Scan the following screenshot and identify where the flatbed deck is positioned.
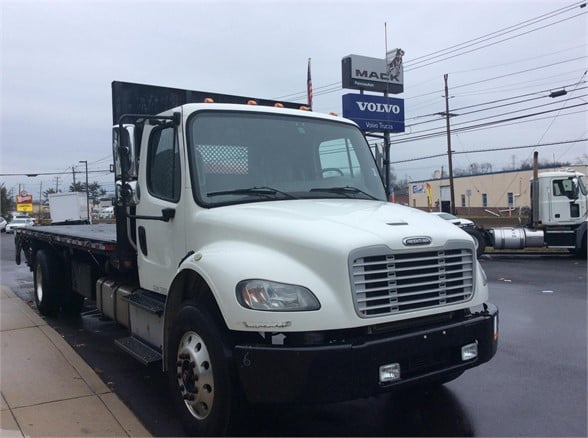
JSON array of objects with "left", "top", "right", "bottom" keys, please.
[{"left": 17, "top": 224, "right": 117, "bottom": 253}]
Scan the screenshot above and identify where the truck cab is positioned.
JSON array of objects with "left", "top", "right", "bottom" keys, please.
[{"left": 537, "top": 170, "right": 587, "bottom": 226}]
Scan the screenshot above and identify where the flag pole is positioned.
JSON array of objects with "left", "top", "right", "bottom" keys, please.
[
  {"left": 383, "top": 23, "right": 391, "bottom": 200},
  {"left": 307, "top": 58, "right": 313, "bottom": 110}
]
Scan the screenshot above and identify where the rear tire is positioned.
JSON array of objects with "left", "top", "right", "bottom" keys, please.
[
  {"left": 465, "top": 228, "right": 486, "bottom": 258},
  {"left": 575, "top": 233, "right": 587, "bottom": 259},
  {"left": 34, "top": 249, "right": 62, "bottom": 316},
  {"left": 167, "top": 302, "right": 241, "bottom": 436}
]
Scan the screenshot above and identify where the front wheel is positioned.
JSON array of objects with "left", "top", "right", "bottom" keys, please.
[{"left": 167, "top": 303, "right": 240, "bottom": 436}]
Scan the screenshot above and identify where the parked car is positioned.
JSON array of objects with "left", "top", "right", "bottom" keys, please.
[
  {"left": 98, "top": 206, "right": 114, "bottom": 219},
  {"left": 0, "top": 217, "right": 6, "bottom": 233},
  {"left": 6, "top": 217, "right": 34, "bottom": 233},
  {"left": 430, "top": 211, "right": 474, "bottom": 227},
  {"left": 430, "top": 211, "right": 485, "bottom": 258}
]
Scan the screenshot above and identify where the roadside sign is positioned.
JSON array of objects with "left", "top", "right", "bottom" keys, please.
[
  {"left": 342, "top": 93, "right": 405, "bottom": 132},
  {"left": 16, "top": 193, "right": 33, "bottom": 212},
  {"left": 341, "top": 54, "right": 404, "bottom": 94}
]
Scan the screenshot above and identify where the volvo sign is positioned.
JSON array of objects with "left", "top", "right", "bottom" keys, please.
[
  {"left": 342, "top": 54, "right": 404, "bottom": 94},
  {"left": 342, "top": 93, "right": 405, "bottom": 132}
]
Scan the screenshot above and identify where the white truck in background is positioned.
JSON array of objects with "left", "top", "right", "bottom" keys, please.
[
  {"left": 472, "top": 152, "right": 587, "bottom": 257},
  {"left": 15, "top": 81, "right": 498, "bottom": 436},
  {"left": 48, "top": 192, "right": 89, "bottom": 224}
]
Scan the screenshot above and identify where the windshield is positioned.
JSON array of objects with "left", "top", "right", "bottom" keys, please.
[{"left": 187, "top": 111, "right": 386, "bottom": 206}]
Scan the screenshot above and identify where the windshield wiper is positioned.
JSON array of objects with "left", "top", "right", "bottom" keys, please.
[
  {"left": 207, "top": 186, "right": 298, "bottom": 199},
  {"left": 309, "top": 186, "right": 377, "bottom": 200}
]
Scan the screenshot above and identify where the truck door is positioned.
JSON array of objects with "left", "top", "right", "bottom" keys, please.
[
  {"left": 135, "top": 120, "right": 186, "bottom": 294},
  {"left": 549, "top": 178, "right": 579, "bottom": 224}
]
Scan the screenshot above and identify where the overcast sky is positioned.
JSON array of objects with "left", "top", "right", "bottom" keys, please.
[{"left": 1, "top": 0, "right": 587, "bottom": 199}]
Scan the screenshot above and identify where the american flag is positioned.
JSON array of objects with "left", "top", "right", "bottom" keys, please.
[{"left": 307, "top": 58, "right": 313, "bottom": 110}]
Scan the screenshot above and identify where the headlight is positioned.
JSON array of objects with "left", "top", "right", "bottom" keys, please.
[{"left": 236, "top": 279, "right": 320, "bottom": 311}]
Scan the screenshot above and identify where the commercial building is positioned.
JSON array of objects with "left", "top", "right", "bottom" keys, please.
[{"left": 409, "top": 165, "right": 588, "bottom": 216}]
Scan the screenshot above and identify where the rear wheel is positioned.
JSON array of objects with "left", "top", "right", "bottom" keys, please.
[
  {"left": 34, "top": 249, "right": 62, "bottom": 316},
  {"left": 575, "top": 233, "right": 587, "bottom": 259},
  {"left": 465, "top": 228, "right": 486, "bottom": 258},
  {"left": 167, "top": 302, "right": 241, "bottom": 436}
]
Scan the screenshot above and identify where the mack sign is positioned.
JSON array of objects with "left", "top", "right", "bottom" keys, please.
[
  {"left": 341, "top": 54, "right": 404, "bottom": 94},
  {"left": 342, "top": 93, "right": 405, "bottom": 133}
]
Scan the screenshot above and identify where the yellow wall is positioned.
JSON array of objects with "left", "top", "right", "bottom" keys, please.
[{"left": 409, "top": 165, "right": 588, "bottom": 212}]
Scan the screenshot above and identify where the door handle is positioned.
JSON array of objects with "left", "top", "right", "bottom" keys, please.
[{"left": 138, "top": 226, "right": 148, "bottom": 256}]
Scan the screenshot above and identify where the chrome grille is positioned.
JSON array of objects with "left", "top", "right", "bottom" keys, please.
[{"left": 351, "top": 248, "right": 474, "bottom": 318}]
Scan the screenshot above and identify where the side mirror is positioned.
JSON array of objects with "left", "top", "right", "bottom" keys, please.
[
  {"left": 115, "top": 180, "right": 140, "bottom": 206},
  {"left": 112, "top": 124, "right": 137, "bottom": 181}
]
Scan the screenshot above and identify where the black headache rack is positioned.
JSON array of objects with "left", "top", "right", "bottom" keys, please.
[{"left": 111, "top": 81, "right": 305, "bottom": 123}]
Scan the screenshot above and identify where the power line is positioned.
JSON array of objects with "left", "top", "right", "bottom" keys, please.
[
  {"left": 0, "top": 169, "right": 111, "bottom": 177},
  {"left": 390, "top": 103, "right": 588, "bottom": 144},
  {"left": 406, "top": 87, "right": 580, "bottom": 125},
  {"left": 405, "top": 1, "right": 585, "bottom": 66},
  {"left": 273, "top": 2, "right": 587, "bottom": 101},
  {"left": 390, "top": 138, "right": 588, "bottom": 164},
  {"left": 405, "top": 12, "right": 587, "bottom": 71}
]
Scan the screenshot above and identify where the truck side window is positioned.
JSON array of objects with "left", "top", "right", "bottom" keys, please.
[
  {"left": 147, "top": 126, "right": 180, "bottom": 202},
  {"left": 553, "top": 179, "right": 575, "bottom": 200}
]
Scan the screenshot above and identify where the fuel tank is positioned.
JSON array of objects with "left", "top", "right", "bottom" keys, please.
[{"left": 490, "top": 227, "right": 545, "bottom": 249}]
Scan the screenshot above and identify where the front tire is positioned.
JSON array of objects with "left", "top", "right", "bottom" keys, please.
[
  {"left": 167, "top": 303, "right": 240, "bottom": 436},
  {"left": 34, "top": 249, "right": 62, "bottom": 316}
]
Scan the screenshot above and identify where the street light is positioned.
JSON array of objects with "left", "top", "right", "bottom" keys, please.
[{"left": 79, "top": 160, "right": 90, "bottom": 224}]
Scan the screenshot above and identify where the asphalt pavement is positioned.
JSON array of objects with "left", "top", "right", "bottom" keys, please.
[{"left": 1, "top": 232, "right": 586, "bottom": 436}]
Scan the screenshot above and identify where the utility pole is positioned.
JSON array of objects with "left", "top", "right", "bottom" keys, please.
[
  {"left": 54, "top": 176, "right": 61, "bottom": 192},
  {"left": 72, "top": 166, "right": 77, "bottom": 186},
  {"left": 79, "top": 160, "right": 90, "bottom": 223},
  {"left": 38, "top": 181, "right": 43, "bottom": 221},
  {"left": 443, "top": 74, "right": 456, "bottom": 214}
]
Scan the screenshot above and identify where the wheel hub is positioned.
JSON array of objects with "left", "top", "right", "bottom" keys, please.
[{"left": 175, "top": 331, "right": 214, "bottom": 420}]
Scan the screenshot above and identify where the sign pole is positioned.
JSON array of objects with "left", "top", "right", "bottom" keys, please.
[
  {"left": 384, "top": 91, "right": 391, "bottom": 199},
  {"left": 384, "top": 22, "right": 391, "bottom": 199}
]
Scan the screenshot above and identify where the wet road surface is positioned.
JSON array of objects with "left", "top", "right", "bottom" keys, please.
[{"left": 1, "top": 233, "right": 586, "bottom": 436}]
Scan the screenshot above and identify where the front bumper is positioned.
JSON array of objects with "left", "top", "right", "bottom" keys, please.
[{"left": 234, "top": 303, "right": 498, "bottom": 403}]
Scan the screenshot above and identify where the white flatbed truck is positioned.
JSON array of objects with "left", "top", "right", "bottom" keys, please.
[{"left": 15, "top": 81, "right": 498, "bottom": 435}]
